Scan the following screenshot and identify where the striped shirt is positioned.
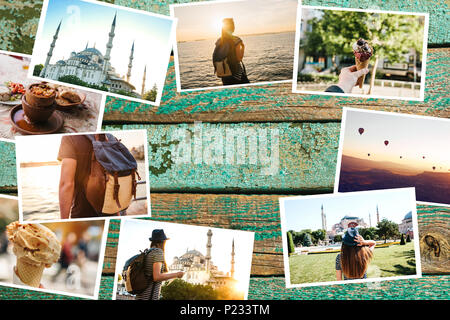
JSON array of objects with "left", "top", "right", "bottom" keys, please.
[{"left": 135, "top": 248, "right": 165, "bottom": 300}]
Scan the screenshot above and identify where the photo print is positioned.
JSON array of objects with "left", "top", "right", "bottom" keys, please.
[
  {"left": 171, "top": 0, "right": 298, "bottom": 91},
  {"left": 280, "top": 188, "right": 421, "bottom": 288},
  {"left": 335, "top": 108, "right": 450, "bottom": 207},
  {"left": 16, "top": 130, "right": 151, "bottom": 221},
  {"left": 113, "top": 219, "right": 255, "bottom": 300},
  {"left": 293, "top": 6, "right": 429, "bottom": 100},
  {"left": 0, "top": 52, "right": 103, "bottom": 139},
  {"left": 0, "top": 195, "right": 108, "bottom": 299},
  {"left": 28, "top": 0, "right": 176, "bottom": 106}
]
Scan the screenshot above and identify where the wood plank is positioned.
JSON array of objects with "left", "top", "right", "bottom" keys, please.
[
  {"left": 0, "top": 140, "right": 17, "bottom": 191},
  {"left": 102, "top": 194, "right": 450, "bottom": 276},
  {"left": 103, "top": 48, "right": 449, "bottom": 123},
  {"left": 103, "top": 122, "right": 340, "bottom": 192}
]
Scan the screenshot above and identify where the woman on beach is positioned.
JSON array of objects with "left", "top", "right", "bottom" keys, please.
[
  {"left": 335, "top": 227, "right": 376, "bottom": 280},
  {"left": 212, "top": 18, "right": 249, "bottom": 85},
  {"left": 135, "top": 229, "right": 184, "bottom": 300}
]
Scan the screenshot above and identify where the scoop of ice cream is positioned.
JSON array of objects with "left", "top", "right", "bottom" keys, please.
[
  {"left": 353, "top": 38, "right": 373, "bottom": 61},
  {"left": 6, "top": 222, "right": 61, "bottom": 268}
]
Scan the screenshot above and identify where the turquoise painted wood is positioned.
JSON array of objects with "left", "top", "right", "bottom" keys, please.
[
  {"left": 103, "top": 122, "right": 340, "bottom": 192},
  {"left": 103, "top": 49, "right": 449, "bottom": 123},
  {"left": 0, "top": 140, "right": 17, "bottom": 193}
]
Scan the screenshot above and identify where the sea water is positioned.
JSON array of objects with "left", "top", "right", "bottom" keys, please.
[{"left": 177, "top": 32, "right": 295, "bottom": 90}]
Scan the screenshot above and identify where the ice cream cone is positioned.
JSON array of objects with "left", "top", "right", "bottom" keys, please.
[
  {"left": 355, "top": 57, "right": 370, "bottom": 88},
  {"left": 16, "top": 257, "right": 45, "bottom": 288}
]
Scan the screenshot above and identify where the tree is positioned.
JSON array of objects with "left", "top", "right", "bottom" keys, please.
[
  {"left": 58, "top": 75, "right": 109, "bottom": 92},
  {"left": 302, "top": 233, "right": 312, "bottom": 247},
  {"left": 143, "top": 84, "right": 158, "bottom": 101},
  {"left": 334, "top": 234, "right": 342, "bottom": 243},
  {"left": 33, "top": 64, "right": 44, "bottom": 76},
  {"left": 406, "top": 234, "right": 411, "bottom": 243},
  {"left": 376, "top": 219, "right": 400, "bottom": 243},
  {"left": 161, "top": 279, "right": 218, "bottom": 300},
  {"left": 287, "top": 231, "right": 295, "bottom": 255},
  {"left": 400, "top": 233, "right": 406, "bottom": 245},
  {"left": 311, "top": 229, "right": 326, "bottom": 244},
  {"left": 359, "top": 227, "right": 378, "bottom": 240}
]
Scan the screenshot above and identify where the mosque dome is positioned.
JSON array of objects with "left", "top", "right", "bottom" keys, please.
[{"left": 404, "top": 211, "right": 412, "bottom": 220}]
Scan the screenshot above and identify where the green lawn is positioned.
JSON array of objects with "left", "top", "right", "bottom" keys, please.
[{"left": 289, "top": 242, "right": 416, "bottom": 284}]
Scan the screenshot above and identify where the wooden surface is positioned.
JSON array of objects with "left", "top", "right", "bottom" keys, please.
[
  {"left": 104, "top": 48, "right": 450, "bottom": 123},
  {"left": 0, "top": 0, "right": 449, "bottom": 300}
]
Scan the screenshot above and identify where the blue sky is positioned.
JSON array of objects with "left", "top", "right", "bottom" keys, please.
[
  {"left": 282, "top": 188, "right": 416, "bottom": 231},
  {"left": 32, "top": 0, "right": 174, "bottom": 92}
]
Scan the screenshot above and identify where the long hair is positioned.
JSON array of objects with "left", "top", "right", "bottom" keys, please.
[
  {"left": 340, "top": 244, "right": 373, "bottom": 279},
  {"left": 221, "top": 18, "right": 235, "bottom": 45},
  {"left": 150, "top": 240, "right": 168, "bottom": 273}
]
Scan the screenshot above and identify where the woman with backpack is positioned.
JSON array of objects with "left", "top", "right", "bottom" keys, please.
[
  {"left": 335, "top": 227, "right": 376, "bottom": 280},
  {"left": 135, "top": 229, "right": 184, "bottom": 300},
  {"left": 213, "top": 18, "right": 249, "bottom": 85}
]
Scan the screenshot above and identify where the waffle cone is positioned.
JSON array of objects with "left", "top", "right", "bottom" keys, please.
[
  {"left": 16, "top": 257, "right": 44, "bottom": 288},
  {"left": 355, "top": 57, "right": 370, "bottom": 88}
]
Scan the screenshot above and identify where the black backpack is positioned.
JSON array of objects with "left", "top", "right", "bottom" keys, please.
[{"left": 122, "top": 248, "right": 153, "bottom": 295}]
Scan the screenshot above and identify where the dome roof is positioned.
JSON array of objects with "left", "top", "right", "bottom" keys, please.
[
  {"left": 342, "top": 215, "right": 359, "bottom": 220},
  {"left": 82, "top": 47, "right": 103, "bottom": 56},
  {"left": 181, "top": 249, "right": 205, "bottom": 259},
  {"left": 404, "top": 211, "right": 412, "bottom": 220},
  {"left": 56, "top": 60, "right": 66, "bottom": 65}
]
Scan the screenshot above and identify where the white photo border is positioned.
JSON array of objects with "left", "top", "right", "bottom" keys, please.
[
  {"left": 111, "top": 218, "right": 255, "bottom": 300},
  {"left": 27, "top": 0, "right": 178, "bottom": 107},
  {"left": 334, "top": 107, "right": 450, "bottom": 208},
  {"left": 292, "top": 4, "right": 430, "bottom": 102},
  {"left": 169, "top": 0, "right": 296, "bottom": 93},
  {"left": 15, "top": 129, "right": 152, "bottom": 223},
  {"left": 0, "top": 211, "right": 109, "bottom": 300}
]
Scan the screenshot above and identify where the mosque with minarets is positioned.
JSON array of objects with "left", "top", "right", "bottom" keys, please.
[
  {"left": 168, "top": 229, "right": 237, "bottom": 290},
  {"left": 39, "top": 13, "right": 147, "bottom": 98}
]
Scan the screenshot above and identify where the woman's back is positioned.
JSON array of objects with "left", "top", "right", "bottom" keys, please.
[{"left": 135, "top": 248, "right": 165, "bottom": 300}]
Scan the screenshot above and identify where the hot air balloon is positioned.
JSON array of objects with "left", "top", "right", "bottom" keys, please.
[
  {"left": 368, "top": 153, "right": 371, "bottom": 157},
  {"left": 432, "top": 166, "right": 436, "bottom": 170},
  {"left": 358, "top": 128, "right": 364, "bottom": 135},
  {"left": 384, "top": 140, "right": 389, "bottom": 146},
  {"left": 423, "top": 156, "right": 426, "bottom": 159},
  {"left": 400, "top": 156, "right": 403, "bottom": 159}
]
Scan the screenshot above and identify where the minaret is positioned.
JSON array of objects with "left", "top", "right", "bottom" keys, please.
[
  {"left": 376, "top": 205, "right": 380, "bottom": 224},
  {"left": 321, "top": 205, "right": 327, "bottom": 231},
  {"left": 40, "top": 20, "right": 62, "bottom": 77},
  {"left": 85, "top": 41, "right": 89, "bottom": 50},
  {"left": 206, "top": 229, "right": 212, "bottom": 273},
  {"left": 126, "top": 41, "right": 134, "bottom": 83},
  {"left": 102, "top": 12, "right": 117, "bottom": 77},
  {"left": 141, "top": 65, "right": 147, "bottom": 96},
  {"left": 369, "top": 212, "right": 372, "bottom": 228},
  {"left": 230, "top": 239, "right": 235, "bottom": 278}
]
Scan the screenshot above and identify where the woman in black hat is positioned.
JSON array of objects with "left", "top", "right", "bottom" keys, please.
[
  {"left": 135, "top": 229, "right": 184, "bottom": 300},
  {"left": 335, "top": 227, "right": 376, "bottom": 280},
  {"left": 212, "top": 18, "right": 249, "bottom": 85}
]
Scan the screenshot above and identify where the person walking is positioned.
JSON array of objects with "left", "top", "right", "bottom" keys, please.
[
  {"left": 335, "top": 227, "right": 376, "bottom": 280},
  {"left": 213, "top": 18, "right": 249, "bottom": 85},
  {"left": 135, "top": 229, "right": 184, "bottom": 300}
]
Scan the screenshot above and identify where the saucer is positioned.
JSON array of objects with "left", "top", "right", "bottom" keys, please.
[{"left": 10, "top": 105, "right": 64, "bottom": 135}]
